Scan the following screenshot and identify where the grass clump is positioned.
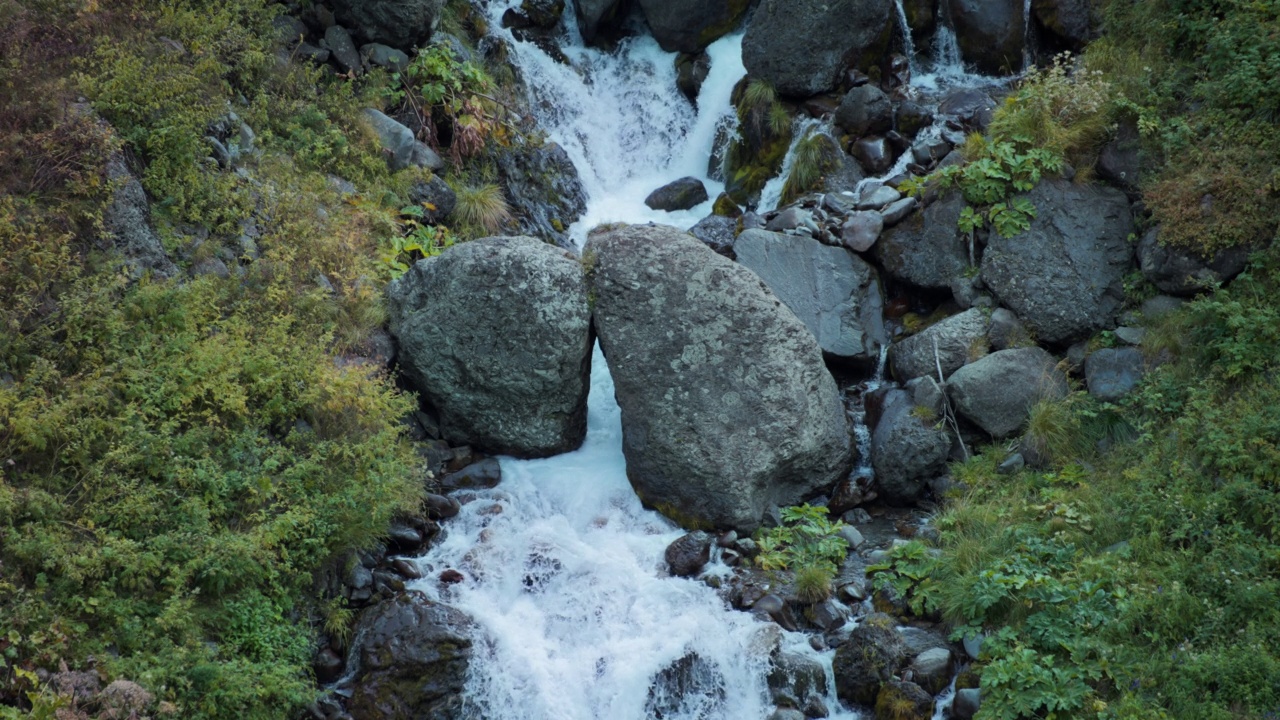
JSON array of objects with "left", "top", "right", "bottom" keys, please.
[
  {"left": 723, "top": 78, "right": 793, "bottom": 207},
  {"left": 451, "top": 182, "right": 513, "bottom": 236},
  {"left": 779, "top": 129, "right": 842, "bottom": 206}
]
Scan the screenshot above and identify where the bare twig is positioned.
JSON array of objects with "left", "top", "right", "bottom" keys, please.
[{"left": 934, "top": 336, "right": 970, "bottom": 460}]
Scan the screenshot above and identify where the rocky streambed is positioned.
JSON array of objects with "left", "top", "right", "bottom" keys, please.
[{"left": 286, "top": 1, "right": 1250, "bottom": 719}]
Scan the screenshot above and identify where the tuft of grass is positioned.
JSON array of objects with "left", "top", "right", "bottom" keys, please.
[
  {"left": 451, "top": 182, "right": 513, "bottom": 236},
  {"left": 793, "top": 564, "right": 835, "bottom": 604},
  {"left": 779, "top": 130, "right": 840, "bottom": 205}
]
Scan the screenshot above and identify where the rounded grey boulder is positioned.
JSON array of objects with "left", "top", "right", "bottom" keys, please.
[
  {"left": 870, "top": 389, "right": 951, "bottom": 505},
  {"left": 889, "top": 307, "right": 991, "bottom": 383},
  {"left": 586, "top": 224, "right": 853, "bottom": 532},
  {"left": 733, "top": 229, "right": 888, "bottom": 365},
  {"left": 1085, "top": 347, "right": 1145, "bottom": 402},
  {"left": 387, "top": 237, "right": 593, "bottom": 458},
  {"left": 742, "top": 0, "right": 893, "bottom": 98},
  {"left": 638, "top": 0, "right": 751, "bottom": 53},
  {"left": 980, "top": 180, "right": 1135, "bottom": 345},
  {"left": 947, "top": 0, "right": 1025, "bottom": 75},
  {"left": 946, "top": 347, "right": 1069, "bottom": 438},
  {"left": 331, "top": 0, "right": 444, "bottom": 51},
  {"left": 873, "top": 191, "right": 969, "bottom": 290},
  {"left": 646, "top": 176, "right": 710, "bottom": 212}
]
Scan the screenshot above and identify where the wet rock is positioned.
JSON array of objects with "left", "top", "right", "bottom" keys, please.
[
  {"left": 665, "top": 531, "right": 713, "bottom": 577},
  {"left": 765, "top": 207, "right": 817, "bottom": 234},
  {"left": 331, "top": 0, "right": 443, "bottom": 51},
  {"left": 439, "top": 569, "right": 464, "bottom": 584},
  {"left": 833, "top": 614, "right": 907, "bottom": 705},
  {"left": 494, "top": 141, "right": 587, "bottom": 248},
  {"left": 646, "top": 653, "right": 728, "bottom": 718},
  {"left": 574, "top": 0, "right": 628, "bottom": 45},
  {"left": 424, "top": 493, "right": 460, "bottom": 520},
  {"left": 871, "top": 389, "right": 952, "bottom": 505},
  {"left": 362, "top": 109, "right": 444, "bottom": 172},
  {"left": 646, "top": 176, "right": 710, "bottom": 211},
  {"left": 954, "top": 688, "right": 982, "bottom": 719},
  {"left": 392, "top": 558, "right": 423, "bottom": 579},
  {"left": 103, "top": 155, "right": 178, "bottom": 280},
  {"left": 981, "top": 180, "right": 1135, "bottom": 344},
  {"left": 768, "top": 708, "right": 807, "bottom": 720},
  {"left": 889, "top": 308, "right": 991, "bottom": 383},
  {"left": 742, "top": 0, "right": 894, "bottom": 97},
  {"left": 842, "top": 211, "right": 884, "bottom": 252},
  {"left": 638, "top": 0, "right": 750, "bottom": 53},
  {"left": 407, "top": 175, "right": 457, "bottom": 224},
  {"left": 388, "top": 237, "right": 592, "bottom": 457},
  {"left": 324, "top": 26, "right": 362, "bottom": 74},
  {"left": 947, "top": 347, "right": 1069, "bottom": 438},
  {"left": 873, "top": 191, "right": 968, "bottom": 290},
  {"left": 689, "top": 214, "right": 738, "bottom": 257},
  {"left": 895, "top": 101, "right": 935, "bottom": 139},
  {"left": 676, "top": 52, "right": 712, "bottom": 104},
  {"left": 386, "top": 523, "right": 424, "bottom": 554},
  {"left": 1137, "top": 226, "right": 1251, "bottom": 296},
  {"left": 835, "top": 84, "right": 894, "bottom": 137},
  {"left": 734, "top": 229, "right": 887, "bottom": 364},
  {"left": 947, "top": 0, "right": 1025, "bottom": 75},
  {"left": 808, "top": 599, "right": 852, "bottom": 630},
  {"left": 347, "top": 592, "right": 472, "bottom": 720},
  {"left": 1086, "top": 347, "right": 1145, "bottom": 402},
  {"left": 937, "top": 88, "right": 997, "bottom": 129},
  {"left": 851, "top": 136, "right": 895, "bottom": 175},
  {"left": 874, "top": 679, "right": 933, "bottom": 720},
  {"left": 314, "top": 647, "right": 345, "bottom": 685},
  {"left": 586, "top": 224, "right": 853, "bottom": 531},
  {"left": 769, "top": 651, "right": 829, "bottom": 703},
  {"left": 440, "top": 458, "right": 503, "bottom": 492}
]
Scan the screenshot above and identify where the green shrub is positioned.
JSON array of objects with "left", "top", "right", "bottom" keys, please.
[{"left": 755, "top": 504, "right": 848, "bottom": 603}]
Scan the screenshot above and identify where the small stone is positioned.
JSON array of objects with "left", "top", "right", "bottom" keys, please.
[
  {"left": 841, "top": 211, "right": 883, "bottom": 252},
  {"left": 843, "top": 507, "right": 872, "bottom": 525},
  {"left": 838, "top": 525, "right": 865, "bottom": 549},
  {"left": 988, "top": 308, "right": 1032, "bottom": 350},
  {"left": 954, "top": 688, "right": 982, "bottom": 719},
  {"left": 856, "top": 185, "right": 901, "bottom": 211},
  {"left": 665, "top": 531, "right": 713, "bottom": 577},
  {"left": 324, "top": 25, "right": 362, "bottom": 74},
  {"left": 645, "top": 176, "right": 709, "bottom": 212},
  {"left": 439, "top": 569, "right": 464, "bottom": 584},
  {"left": 440, "top": 457, "right": 502, "bottom": 492},
  {"left": 296, "top": 42, "right": 330, "bottom": 64},
  {"left": 391, "top": 558, "right": 423, "bottom": 579},
  {"left": 997, "top": 453, "right": 1025, "bottom": 474},
  {"left": 1086, "top": 347, "right": 1145, "bottom": 402},
  {"left": 361, "top": 43, "right": 410, "bottom": 71},
  {"left": 850, "top": 136, "right": 895, "bottom": 174},
  {"left": 386, "top": 523, "right": 424, "bottom": 553},
  {"left": 879, "top": 196, "right": 918, "bottom": 226},
  {"left": 424, "top": 493, "right": 461, "bottom": 520}
]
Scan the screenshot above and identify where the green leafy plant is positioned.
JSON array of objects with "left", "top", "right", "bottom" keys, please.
[
  {"left": 755, "top": 504, "right": 849, "bottom": 603},
  {"left": 389, "top": 44, "right": 513, "bottom": 163}
]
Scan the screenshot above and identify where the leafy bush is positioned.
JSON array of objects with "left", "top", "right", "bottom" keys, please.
[{"left": 755, "top": 504, "right": 848, "bottom": 603}]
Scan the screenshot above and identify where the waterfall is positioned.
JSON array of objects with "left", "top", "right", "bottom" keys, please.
[
  {"left": 405, "top": 3, "right": 862, "bottom": 718},
  {"left": 481, "top": 1, "right": 744, "bottom": 244},
  {"left": 892, "top": 0, "right": 918, "bottom": 73}
]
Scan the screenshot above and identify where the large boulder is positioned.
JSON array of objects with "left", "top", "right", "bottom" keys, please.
[
  {"left": 742, "top": 0, "right": 894, "bottom": 97},
  {"left": 331, "top": 0, "right": 444, "bottom": 51},
  {"left": 947, "top": 347, "right": 1069, "bottom": 438},
  {"left": 1136, "top": 227, "right": 1251, "bottom": 296},
  {"left": 1032, "top": 0, "right": 1097, "bottom": 49},
  {"left": 889, "top": 308, "right": 991, "bottom": 383},
  {"left": 574, "top": 0, "right": 628, "bottom": 45},
  {"left": 387, "top": 237, "right": 593, "bottom": 457},
  {"left": 946, "top": 0, "right": 1025, "bottom": 75},
  {"left": 586, "top": 224, "right": 853, "bottom": 531},
  {"left": 834, "top": 84, "right": 894, "bottom": 137},
  {"left": 873, "top": 191, "right": 969, "bottom": 290},
  {"left": 733, "top": 229, "right": 887, "bottom": 364},
  {"left": 870, "top": 389, "right": 952, "bottom": 505},
  {"left": 646, "top": 176, "right": 710, "bottom": 211},
  {"left": 103, "top": 155, "right": 178, "bottom": 280},
  {"left": 495, "top": 141, "right": 587, "bottom": 248},
  {"left": 347, "top": 592, "right": 473, "bottom": 720},
  {"left": 638, "top": 0, "right": 751, "bottom": 53},
  {"left": 981, "top": 180, "right": 1135, "bottom": 345}
]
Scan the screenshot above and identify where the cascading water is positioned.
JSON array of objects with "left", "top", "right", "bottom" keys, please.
[
  {"left": 480, "top": 1, "right": 744, "bottom": 241},
  {"left": 892, "top": 0, "right": 918, "bottom": 73},
  {"left": 407, "top": 3, "right": 861, "bottom": 718}
]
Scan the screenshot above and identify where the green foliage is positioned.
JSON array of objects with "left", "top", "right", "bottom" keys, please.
[
  {"left": 389, "top": 43, "right": 512, "bottom": 163},
  {"left": 907, "top": 248, "right": 1280, "bottom": 718},
  {"left": 904, "top": 136, "right": 1061, "bottom": 238},
  {"left": 779, "top": 129, "right": 842, "bottom": 206},
  {"left": 756, "top": 505, "right": 848, "bottom": 602},
  {"left": 724, "top": 78, "right": 793, "bottom": 206}
]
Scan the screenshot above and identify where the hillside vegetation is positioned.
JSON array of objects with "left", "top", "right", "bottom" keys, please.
[{"left": 876, "top": 1, "right": 1280, "bottom": 718}]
